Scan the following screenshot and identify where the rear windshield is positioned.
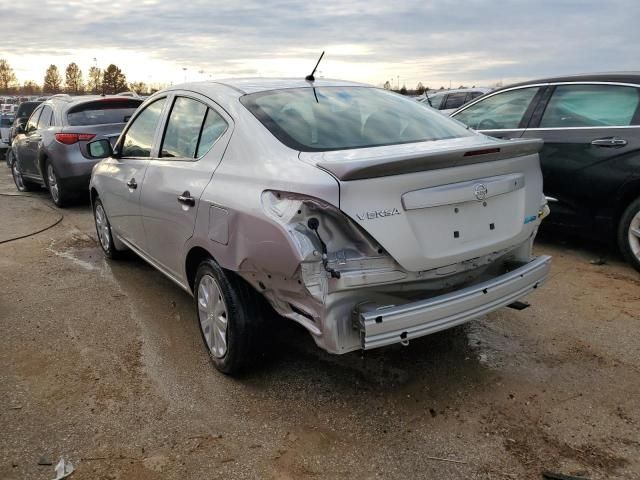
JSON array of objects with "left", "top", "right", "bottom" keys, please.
[
  {"left": 67, "top": 99, "right": 142, "bottom": 126},
  {"left": 0, "top": 116, "right": 12, "bottom": 127},
  {"left": 240, "top": 86, "right": 472, "bottom": 152}
]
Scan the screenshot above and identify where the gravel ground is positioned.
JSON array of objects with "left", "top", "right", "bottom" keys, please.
[{"left": 1, "top": 165, "right": 639, "bottom": 480}]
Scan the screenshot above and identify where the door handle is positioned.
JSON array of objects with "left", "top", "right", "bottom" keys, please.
[
  {"left": 177, "top": 191, "right": 195, "bottom": 207},
  {"left": 126, "top": 178, "right": 137, "bottom": 189},
  {"left": 591, "top": 137, "right": 627, "bottom": 148}
]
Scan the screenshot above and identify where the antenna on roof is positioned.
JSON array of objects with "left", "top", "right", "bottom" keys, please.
[{"left": 305, "top": 51, "right": 325, "bottom": 82}]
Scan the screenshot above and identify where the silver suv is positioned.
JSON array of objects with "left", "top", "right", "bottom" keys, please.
[
  {"left": 88, "top": 79, "right": 551, "bottom": 374},
  {"left": 11, "top": 94, "right": 142, "bottom": 206}
]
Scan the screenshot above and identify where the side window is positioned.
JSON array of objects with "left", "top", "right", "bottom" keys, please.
[
  {"left": 468, "top": 91, "right": 484, "bottom": 100},
  {"left": 160, "top": 97, "right": 208, "bottom": 158},
  {"left": 442, "top": 92, "right": 468, "bottom": 110},
  {"left": 121, "top": 98, "right": 167, "bottom": 158},
  {"left": 26, "top": 107, "right": 42, "bottom": 133},
  {"left": 37, "top": 105, "right": 53, "bottom": 129},
  {"left": 540, "top": 84, "right": 640, "bottom": 128},
  {"left": 197, "top": 108, "right": 228, "bottom": 157},
  {"left": 428, "top": 94, "right": 445, "bottom": 109},
  {"left": 454, "top": 87, "right": 540, "bottom": 130}
]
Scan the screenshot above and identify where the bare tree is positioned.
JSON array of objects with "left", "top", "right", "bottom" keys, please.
[
  {"left": 383, "top": 80, "right": 392, "bottom": 90},
  {"left": 22, "top": 81, "right": 41, "bottom": 95},
  {"left": 128, "top": 81, "right": 148, "bottom": 95}
]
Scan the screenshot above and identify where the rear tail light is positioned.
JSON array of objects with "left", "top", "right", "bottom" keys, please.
[{"left": 55, "top": 133, "right": 96, "bottom": 145}]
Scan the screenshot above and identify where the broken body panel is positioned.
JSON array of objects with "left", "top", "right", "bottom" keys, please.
[{"left": 185, "top": 100, "right": 549, "bottom": 353}]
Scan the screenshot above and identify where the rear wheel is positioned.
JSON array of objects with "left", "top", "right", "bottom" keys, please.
[
  {"left": 618, "top": 197, "right": 640, "bottom": 273},
  {"left": 11, "top": 160, "right": 37, "bottom": 192},
  {"left": 194, "top": 259, "right": 265, "bottom": 375},
  {"left": 45, "top": 160, "right": 70, "bottom": 207},
  {"left": 93, "top": 198, "right": 124, "bottom": 260}
]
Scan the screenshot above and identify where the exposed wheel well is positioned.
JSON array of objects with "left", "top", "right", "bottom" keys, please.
[
  {"left": 185, "top": 247, "right": 213, "bottom": 292},
  {"left": 39, "top": 155, "right": 48, "bottom": 184},
  {"left": 615, "top": 183, "right": 640, "bottom": 228}
]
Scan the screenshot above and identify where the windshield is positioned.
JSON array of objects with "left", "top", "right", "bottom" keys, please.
[
  {"left": 241, "top": 86, "right": 472, "bottom": 152},
  {"left": 67, "top": 99, "right": 142, "bottom": 126}
]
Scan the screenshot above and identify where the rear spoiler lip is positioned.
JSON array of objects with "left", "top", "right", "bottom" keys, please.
[{"left": 316, "top": 138, "right": 544, "bottom": 181}]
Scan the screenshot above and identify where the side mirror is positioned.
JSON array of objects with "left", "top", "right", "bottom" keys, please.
[
  {"left": 87, "top": 139, "right": 113, "bottom": 159},
  {"left": 15, "top": 123, "right": 25, "bottom": 134}
]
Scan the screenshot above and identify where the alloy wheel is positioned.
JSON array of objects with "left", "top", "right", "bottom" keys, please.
[
  {"left": 197, "top": 274, "right": 229, "bottom": 358},
  {"left": 94, "top": 203, "right": 111, "bottom": 251},
  {"left": 47, "top": 164, "right": 59, "bottom": 203},
  {"left": 629, "top": 210, "right": 640, "bottom": 262}
]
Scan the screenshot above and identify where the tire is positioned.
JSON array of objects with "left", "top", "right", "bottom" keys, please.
[
  {"left": 618, "top": 196, "right": 640, "bottom": 273},
  {"left": 11, "top": 160, "right": 37, "bottom": 192},
  {"left": 194, "top": 259, "right": 265, "bottom": 375},
  {"left": 93, "top": 198, "right": 124, "bottom": 260},
  {"left": 4, "top": 148, "right": 12, "bottom": 167},
  {"left": 45, "top": 159, "right": 70, "bottom": 207}
]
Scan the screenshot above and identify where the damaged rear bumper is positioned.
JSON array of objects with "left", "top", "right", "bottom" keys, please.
[{"left": 354, "top": 255, "right": 551, "bottom": 350}]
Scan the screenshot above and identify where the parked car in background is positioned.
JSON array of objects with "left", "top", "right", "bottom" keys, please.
[
  {"left": 5, "top": 100, "right": 43, "bottom": 166},
  {"left": 87, "top": 78, "right": 551, "bottom": 374},
  {"left": 417, "top": 87, "right": 492, "bottom": 114},
  {"left": 11, "top": 94, "right": 143, "bottom": 206},
  {"left": 451, "top": 72, "right": 640, "bottom": 272},
  {"left": 0, "top": 113, "right": 15, "bottom": 159}
]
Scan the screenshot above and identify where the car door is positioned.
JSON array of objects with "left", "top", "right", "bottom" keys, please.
[
  {"left": 520, "top": 83, "right": 640, "bottom": 229},
  {"left": 15, "top": 105, "right": 43, "bottom": 176},
  {"left": 452, "top": 86, "right": 546, "bottom": 139},
  {"left": 139, "top": 93, "right": 232, "bottom": 279},
  {"left": 99, "top": 97, "right": 168, "bottom": 249},
  {"left": 27, "top": 105, "right": 54, "bottom": 177}
]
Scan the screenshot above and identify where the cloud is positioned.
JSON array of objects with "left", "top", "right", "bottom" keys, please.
[{"left": 3, "top": 0, "right": 639, "bottom": 88}]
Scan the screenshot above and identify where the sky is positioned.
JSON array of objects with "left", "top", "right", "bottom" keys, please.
[{"left": 2, "top": 0, "right": 639, "bottom": 89}]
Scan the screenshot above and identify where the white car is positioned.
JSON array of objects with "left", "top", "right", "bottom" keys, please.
[{"left": 87, "top": 78, "right": 551, "bottom": 374}]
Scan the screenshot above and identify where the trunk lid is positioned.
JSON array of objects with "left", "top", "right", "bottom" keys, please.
[{"left": 301, "top": 136, "right": 544, "bottom": 272}]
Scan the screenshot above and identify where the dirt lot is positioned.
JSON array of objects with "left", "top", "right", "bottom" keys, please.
[{"left": 1, "top": 165, "right": 639, "bottom": 480}]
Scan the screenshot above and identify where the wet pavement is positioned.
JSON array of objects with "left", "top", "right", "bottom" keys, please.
[{"left": 1, "top": 165, "right": 639, "bottom": 479}]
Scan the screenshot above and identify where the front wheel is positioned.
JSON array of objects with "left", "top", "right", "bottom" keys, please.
[
  {"left": 618, "top": 197, "right": 640, "bottom": 273},
  {"left": 194, "top": 259, "right": 266, "bottom": 375},
  {"left": 5, "top": 148, "right": 14, "bottom": 167}
]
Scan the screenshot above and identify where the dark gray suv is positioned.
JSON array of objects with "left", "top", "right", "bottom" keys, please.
[{"left": 11, "top": 94, "right": 142, "bottom": 206}]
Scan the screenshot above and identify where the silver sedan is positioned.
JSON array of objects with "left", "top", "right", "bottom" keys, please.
[{"left": 88, "top": 78, "right": 550, "bottom": 374}]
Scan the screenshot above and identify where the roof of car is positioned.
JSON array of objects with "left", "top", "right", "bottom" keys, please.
[
  {"left": 501, "top": 72, "right": 640, "bottom": 90},
  {"left": 427, "top": 87, "right": 492, "bottom": 97},
  {"left": 207, "top": 77, "right": 371, "bottom": 94}
]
